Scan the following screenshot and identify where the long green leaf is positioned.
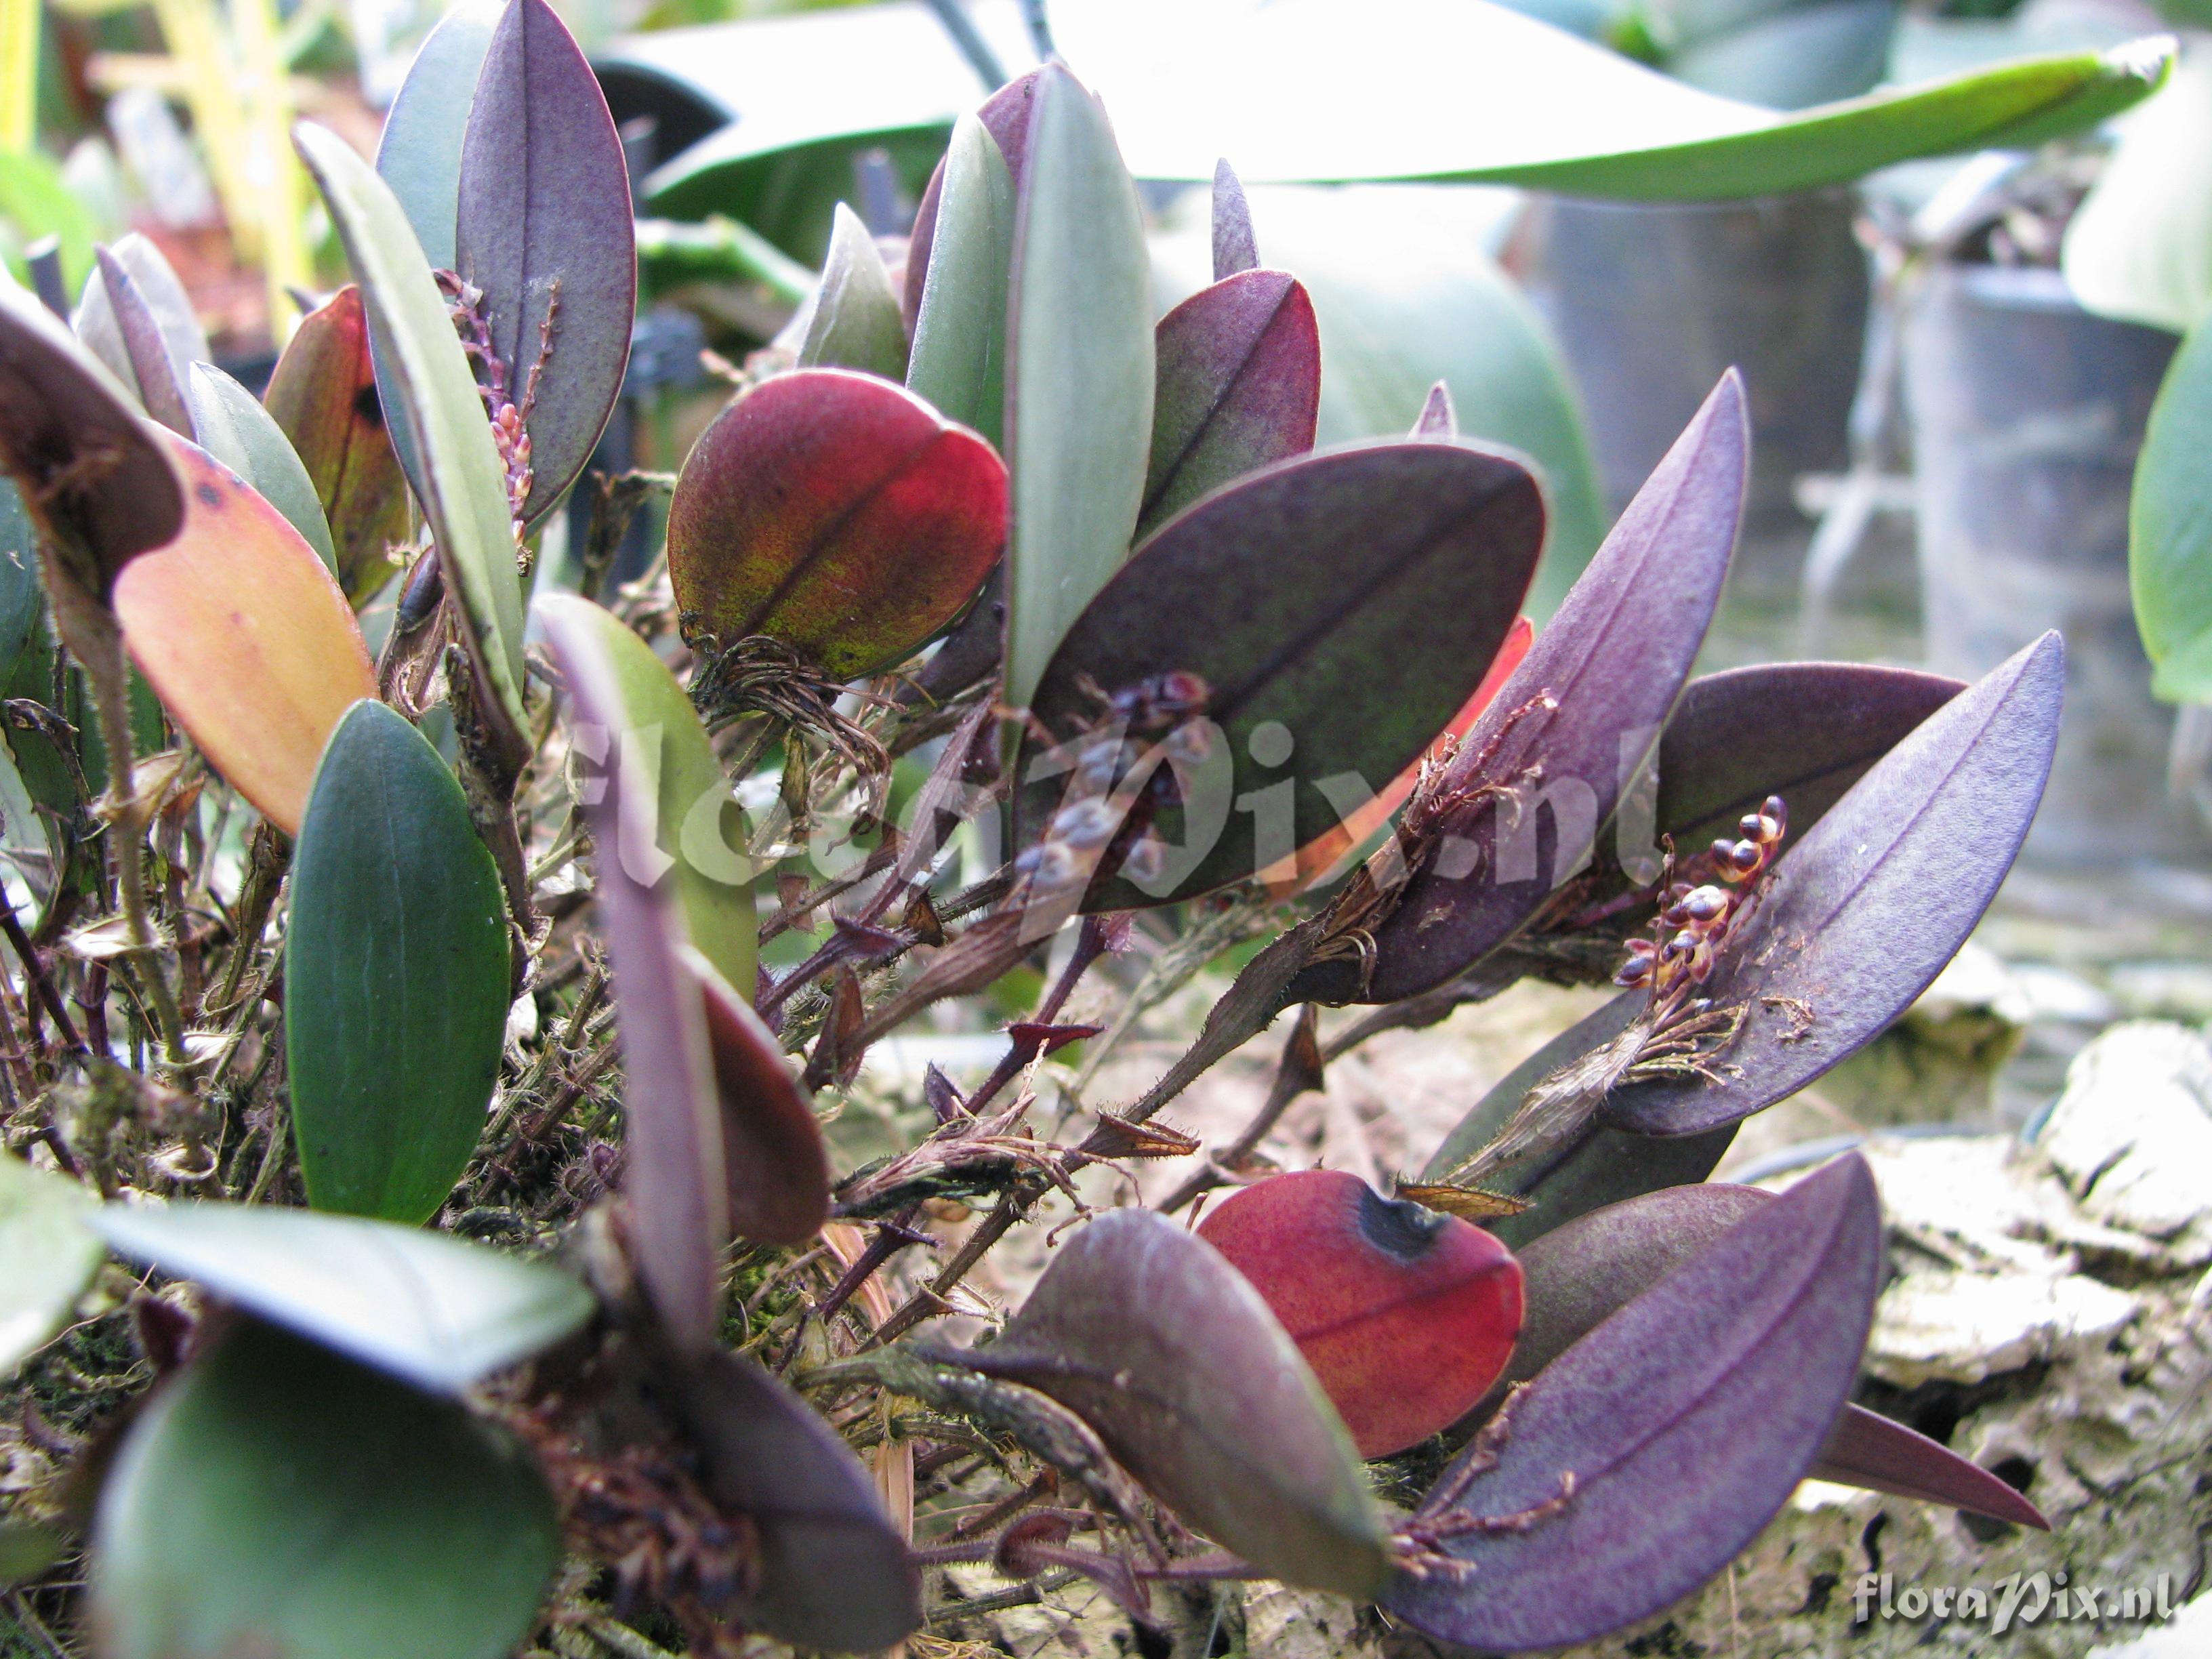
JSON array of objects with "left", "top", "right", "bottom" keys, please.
[
  {"left": 295, "top": 122, "right": 529, "bottom": 746},
  {"left": 186, "top": 363, "right": 340, "bottom": 575},
  {"left": 0, "top": 1155, "right": 101, "bottom": 1381},
  {"left": 287, "top": 700, "right": 511, "bottom": 1223},
  {"left": 1003, "top": 64, "right": 1153, "bottom": 711},
  {"left": 640, "top": 5, "right": 2169, "bottom": 209},
  {"left": 2132, "top": 309, "right": 2212, "bottom": 702},
  {"left": 89, "top": 1202, "right": 594, "bottom": 1394},
  {"left": 905, "top": 110, "right": 1014, "bottom": 443},
  {"left": 533, "top": 595, "right": 756, "bottom": 995},
  {"left": 91, "top": 1319, "right": 558, "bottom": 1659}
]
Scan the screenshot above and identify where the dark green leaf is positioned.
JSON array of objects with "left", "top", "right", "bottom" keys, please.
[
  {"left": 287, "top": 700, "right": 510, "bottom": 1223},
  {"left": 186, "top": 363, "right": 340, "bottom": 575},
  {"left": 91, "top": 1319, "right": 558, "bottom": 1659},
  {"left": 456, "top": 0, "right": 637, "bottom": 523},
  {"left": 954, "top": 1209, "right": 1392, "bottom": 1597},
  {"left": 1003, "top": 64, "right": 1155, "bottom": 710},
  {"left": 0, "top": 479, "right": 43, "bottom": 687},
  {"left": 905, "top": 111, "right": 1014, "bottom": 445},
  {"left": 89, "top": 1202, "right": 594, "bottom": 1393}
]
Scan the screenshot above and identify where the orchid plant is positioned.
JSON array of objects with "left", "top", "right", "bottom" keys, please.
[{"left": 0, "top": 7, "right": 2085, "bottom": 1658}]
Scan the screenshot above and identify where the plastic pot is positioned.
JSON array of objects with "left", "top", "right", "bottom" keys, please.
[
  {"left": 1509, "top": 190, "right": 1870, "bottom": 568},
  {"left": 1900, "top": 260, "right": 2202, "bottom": 865}
]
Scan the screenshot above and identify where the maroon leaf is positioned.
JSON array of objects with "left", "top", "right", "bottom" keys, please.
[
  {"left": 542, "top": 609, "right": 727, "bottom": 1355},
  {"left": 1197, "top": 1169, "right": 1523, "bottom": 1458},
  {"left": 949, "top": 1209, "right": 1393, "bottom": 1597},
  {"left": 901, "top": 70, "right": 1042, "bottom": 330},
  {"left": 1307, "top": 371, "right": 1746, "bottom": 1005},
  {"left": 669, "top": 1348, "right": 922, "bottom": 1651},
  {"left": 456, "top": 0, "right": 636, "bottom": 523},
  {"left": 1505, "top": 1183, "right": 2049, "bottom": 1530},
  {"left": 689, "top": 948, "right": 832, "bottom": 1248},
  {"left": 1139, "top": 269, "right": 1321, "bottom": 538},
  {"left": 1212, "top": 158, "right": 1258, "bottom": 280},
  {"left": 1382, "top": 1154, "right": 1883, "bottom": 1653},
  {"left": 666, "top": 368, "right": 1006, "bottom": 679},
  {"left": 0, "top": 279, "right": 183, "bottom": 592},
  {"left": 1812, "top": 1406, "right": 2050, "bottom": 1530},
  {"left": 1013, "top": 441, "right": 1542, "bottom": 910},
  {"left": 92, "top": 247, "right": 190, "bottom": 436},
  {"left": 1606, "top": 632, "right": 2064, "bottom": 1136}
]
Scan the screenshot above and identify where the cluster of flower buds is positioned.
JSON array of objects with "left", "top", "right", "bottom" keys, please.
[
  {"left": 1615, "top": 794, "right": 1788, "bottom": 996},
  {"left": 1014, "top": 673, "right": 1214, "bottom": 895}
]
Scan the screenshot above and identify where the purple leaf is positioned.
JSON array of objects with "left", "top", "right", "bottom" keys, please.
[
  {"left": 1382, "top": 1154, "right": 1883, "bottom": 1653},
  {"left": 456, "top": 0, "right": 636, "bottom": 523},
  {"left": 1502, "top": 1181, "right": 1771, "bottom": 1389},
  {"left": 1139, "top": 269, "right": 1321, "bottom": 538},
  {"left": 901, "top": 70, "right": 1042, "bottom": 329},
  {"left": 1650, "top": 661, "right": 1963, "bottom": 866},
  {"left": 1015, "top": 441, "right": 1542, "bottom": 910},
  {"left": 669, "top": 1348, "right": 922, "bottom": 1651},
  {"left": 1607, "top": 632, "right": 2064, "bottom": 1136},
  {"left": 1812, "top": 1406, "right": 2050, "bottom": 1530},
  {"left": 0, "top": 279, "right": 183, "bottom": 593},
  {"left": 949, "top": 1209, "right": 1392, "bottom": 1597},
  {"left": 1212, "top": 158, "right": 1258, "bottom": 280},
  {"left": 1414, "top": 380, "right": 1456, "bottom": 438},
  {"left": 1307, "top": 371, "right": 1746, "bottom": 1005},
  {"left": 689, "top": 948, "right": 832, "bottom": 1248},
  {"left": 1504, "top": 1183, "right": 2050, "bottom": 1530},
  {"left": 93, "top": 247, "right": 190, "bottom": 436},
  {"left": 542, "top": 607, "right": 727, "bottom": 1355},
  {"left": 1420, "top": 993, "right": 1738, "bottom": 1249}
]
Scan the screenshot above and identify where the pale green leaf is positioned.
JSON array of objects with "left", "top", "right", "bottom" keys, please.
[
  {"left": 907, "top": 110, "right": 1015, "bottom": 445},
  {"left": 1004, "top": 64, "right": 1153, "bottom": 710},
  {"left": 294, "top": 122, "right": 529, "bottom": 744}
]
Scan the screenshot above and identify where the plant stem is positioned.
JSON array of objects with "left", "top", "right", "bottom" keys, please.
[
  {"left": 87, "top": 631, "right": 186, "bottom": 1067},
  {"left": 1, "top": 893, "right": 84, "bottom": 1055}
]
